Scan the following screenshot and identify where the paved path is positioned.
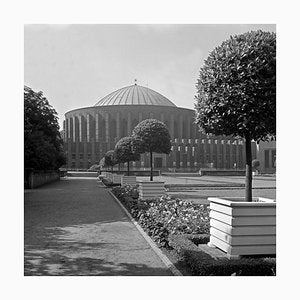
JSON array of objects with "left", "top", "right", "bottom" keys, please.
[{"left": 24, "top": 178, "right": 172, "bottom": 276}]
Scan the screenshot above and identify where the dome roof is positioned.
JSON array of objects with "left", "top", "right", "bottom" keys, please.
[{"left": 94, "top": 84, "right": 176, "bottom": 107}]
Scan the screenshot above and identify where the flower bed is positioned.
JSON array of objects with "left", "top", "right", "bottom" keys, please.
[
  {"left": 168, "top": 234, "right": 276, "bottom": 276},
  {"left": 111, "top": 185, "right": 209, "bottom": 248}
]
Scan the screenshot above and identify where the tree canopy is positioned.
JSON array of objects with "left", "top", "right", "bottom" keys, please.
[
  {"left": 102, "top": 150, "right": 117, "bottom": 170},
  {"left": 195, "top": 30, "right": 276, "bottom": 142},
  {"left": 132, "top": 119, "right": 171, "bottom": 180},
  {"left": 132, "top": 119, "right": 171, "bottom": 154},
  {"left": 114, "top": 136, "right": 140, "bottom": 175},
  {"left": 24, "top": 86, "right": 66, "bottom": 170}
]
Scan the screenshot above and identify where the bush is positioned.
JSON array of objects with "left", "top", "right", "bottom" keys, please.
[
  {"left": 168, "top": 234, "right": 276, "bottom": 276},
  {"left": 111, "top": 189, "right": 210, "bottom": 248},
  {"left": 252, "top": 159, "right": 260, "bottom": 170},
  {"left": 111, "top": 185, "right": 139, "bottom": 200}
]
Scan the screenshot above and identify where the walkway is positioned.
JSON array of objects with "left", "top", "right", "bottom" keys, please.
[{"left": 24, "top": 178, "right": 172, "bottom": 276}]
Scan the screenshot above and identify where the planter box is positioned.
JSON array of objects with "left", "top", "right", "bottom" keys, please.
[
  {"left": 208, "top": 197, "right": 276, "bottom": 259},
  {"left": 121, "top": 176, "right": 137, "bottom": 186},
  {"left": 137, "top": 181, "right": 165, "bottom": 200},
  {"left": 112, "top": 174, "right": 123, "bottom": 184}
]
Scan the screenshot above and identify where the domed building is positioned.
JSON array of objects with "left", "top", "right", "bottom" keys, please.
[{"left": 63, "top": 83, "right": 247, "bottom": 171}]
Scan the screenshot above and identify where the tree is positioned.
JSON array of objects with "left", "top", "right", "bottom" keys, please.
[
  {"left": 103, "top": 150, "right": 117, "bottom": 172},
  {"left": 195, "top": 30, "right": 276, "bottom": 201},
  {"left": 132, "top": 119, "right": 171, "bottom": 181},
  {"left": 114, "top": 136, "right": 140, "bottom": 175},
  {"left": 24, "top": 86, "right": 66, "bottom": 170}
]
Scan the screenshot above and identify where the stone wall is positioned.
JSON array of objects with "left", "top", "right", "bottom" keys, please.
[{"left": 25, "top": 170, "right": 60, "bottom": 189}]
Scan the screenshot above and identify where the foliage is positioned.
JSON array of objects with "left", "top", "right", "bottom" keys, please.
[
  {"left": 103, "top": 150, "right": 117, "bottom": 168},
  {"left": 132, "top": 119, "right": 171, "bottom": 154},
  {"left": 168, "top": 234, "right": 276, "bottom": 276},
  {"left": 114, "top": 136, "right": 140, "bottom": 174},
  {"left": 252, "top": 159, "right": 260, "bottom": 170},
  {"left": 111, "top": 188, "right": 209, "bottom": 248},
  {"left": 195, "top": 30, "right": 276, "bottom": 142},
  {"left": 111, "top": 184, "right": 140, "bottom": 200},
  {"left": 24, "top": 86, "right": 66, "bottom": 170}
]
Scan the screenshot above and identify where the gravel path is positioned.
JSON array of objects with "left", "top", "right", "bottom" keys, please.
[{"left": 24, "top": 178, "right": 172, "bottom": 276}]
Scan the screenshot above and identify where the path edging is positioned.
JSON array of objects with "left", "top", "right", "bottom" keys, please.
[{"left": 107, "top": 189, "right": 183, "bottom": 276}]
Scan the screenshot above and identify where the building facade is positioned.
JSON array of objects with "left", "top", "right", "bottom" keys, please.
[{"left": 63, "top": 84, "right": 247, "bottom": 171}]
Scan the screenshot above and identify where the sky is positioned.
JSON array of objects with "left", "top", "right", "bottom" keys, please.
[{"left": 24, "top": 24, "right": 276, "bottom": 129}]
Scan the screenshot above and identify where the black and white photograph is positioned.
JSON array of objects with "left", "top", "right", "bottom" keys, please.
[
  {"left": 24, "top": 23, "right": 276, "bottom": 276},
  {"left": 2, "top": 0, "right": 299, "bottom": 299}
]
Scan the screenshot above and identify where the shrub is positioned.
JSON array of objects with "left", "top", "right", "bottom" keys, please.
[
  {"left": 252, "top": 159, "right": 260, "bottom": 170},
  {"left": 168, "top": 234, "right": 276, "bottom": 276}
]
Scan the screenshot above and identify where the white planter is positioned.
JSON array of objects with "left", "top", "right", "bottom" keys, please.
[
  {"left": 121, "top": 176, "right": 137, "bottom": 186},
  {"left": 252, "top": 170, "right": 259, "bottom": 176},
  {"left": 137, "top": 181, "right": 165, "bottom": 200},
  {"left": 208, "top": 197, "right": 276, "bottom": 259},
  {"left": 112, "top": 174, "right": 123, "bottom": 184}
]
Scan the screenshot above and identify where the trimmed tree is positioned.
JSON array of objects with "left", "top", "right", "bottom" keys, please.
[
  {"left": 195, "top": 30, "right": 276, "bottom": 202},
  {"left": 132, "top": 119, "right": 171, "bottom": 181},
  {"left": 114, "top": 136, "right": 140, "bottom": 176},
  {"left": 103, "top": 150, "right": 117, "bottom": 172}
]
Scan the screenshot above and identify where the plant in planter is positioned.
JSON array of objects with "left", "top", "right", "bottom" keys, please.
[
  {"left": 195, "top": 30, "right": 276, "bottom": 257},
  {"left": 132, "top": 119, "right": 171, "bottom": 199},
  {"left": 252, "top": 159, "right": 260, "bottom": 176}
]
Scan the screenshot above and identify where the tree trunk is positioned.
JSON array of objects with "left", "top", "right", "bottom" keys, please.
[
  {"left": 150, "top": 150, "right": 153, "bottom": 181},
  {"left": 127, "top": 160, "right": 130, "bottom": 176},
  {"left": 245, "top": 133, "right": 253, "bottom": 202}
]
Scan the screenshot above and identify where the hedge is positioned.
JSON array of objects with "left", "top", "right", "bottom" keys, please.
[{"left": 168, "top": 234, "right": 276, "bottom": 276}]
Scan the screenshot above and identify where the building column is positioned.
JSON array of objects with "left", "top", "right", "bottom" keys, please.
[
  {"left": 95, "top": 113, "right": 99, "bottom": 142},
  {"left": 67, "top": 117, "right": 70, "bottom": 140},
  {"left": 216, "top": 140, "right": 220, "bottom": 169},
  {"left": 228, "top": 140, "right": 233, "bottom": 169},
  {"left": 170, "top": 115, "right": 174, "bottom": 138},
  {"left": 138, "top": 112, "right": 143, "bottom": 123},
  {"left": 127, "top": 112, "right": 132, "bottom": 135},
  {"left": 105, "top": 113, "right": 109, "bottom": 142},
  {"left": 79, "top": 115, "right": 82, "bottom": 142},
  {"left": 187, "top": 118, "right": 191, "bottom": 140},
  {"left": 87, "top": 114, "right": 90, "bottom": 142},
  {"left": 236, "top": 141, "right": 240, "bottom": 169},
  {"left": 116, "top": 112, "right": 120, "bottom": 139},
  {"left": 222, "top": 140, "right": 226, "bottom": 169},
  {"left": 72, "top": 116, "right": 76, "bottom": 143},
  {"left": 179, "top": 115, "right": 183, "bottom": 140},
  {"left": 160, "top": 113, "right": 164, "bottom": 123}
]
